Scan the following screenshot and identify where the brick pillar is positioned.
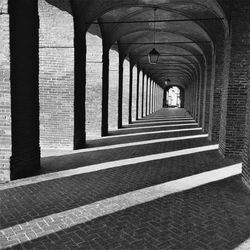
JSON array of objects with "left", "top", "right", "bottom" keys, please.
[
  {"left": 219, "top": 10, "right": 250, "bottom": 158},
  {"left": 196, "top": 70, "right": 202, "bottom": 122},
  {"left": 118, "top": 53, "right": 124, "bottom": 128},
  {"left": 150, "top": 81, "right": 153, "bottom": 112},
  {"left": 202, "top": 57, "right": 215, "bottom": 133},
  {"left": 149, "top": 80, "right": 152, "bottom": 113},
  {"left": 185, "top": 84, "right": 192, "bottom": 113},
  {"left": 208, "top": 40, "right": 226, "bottom": 142},
  {"left": 201, "top": 65, "right": 208, "bottom": 129},
  {"left": 9, "top": 0, "right": 40, "bottom": 179},
  {"left": 73, "top": 27, "right": 86, "bottom": 149},
  {"left": 153, "top": 82, "right": 156, "bottom": 112},
  {"left": 194, "top": 76, "right": 199, "bottom": 120},
  {"left": 180, "top": 88, "right": 185, "bottom": 108},
  {"left": 198, "top": 70, "right": 204, "bottom": 126},
  {"left": 191, "top": 79, "right": 195, "bottom": 116},
  {"left": 158, "top": 87, "right": 160, "bottom": 110},
  {"left": 102, "top": 46, "right": 109, "bottom": 136},
  {"left": 151, "top": 82, "right": 153, "bottom": 112},
  {"left": 128, "top": 61, "right": 133, "bottom": 124},
  {"left": 155, "top": 86, "right": 157, "bottom": 111},
  {"left": 159, "top": 87, "right": 161, "bottom": 110},
  {"left": 163, "top": 88, "right": 167, "bottom": 108},
  {"left": 156, "top": 85, "right": 158, "bottom": 111},
  {"left": 194, "top": 77, "right": 199, "bottom": 121},
  {"left": 141, "top": 72, "right": 145, "bottom": 117},
  {"left": 145, "top": 77, "right": 149, "bottom": 116},
  {"left": 208, "top": 55, "right": 216, "bottom": 140},
  {"left": 242, "top": 70, "right": 250, "bottom": 189},
  {"left": 136, "top": 67, "right": 140, "bottom": 120},
  {"left": 184, "top": 85, "right": 189, "bottom": 110}
]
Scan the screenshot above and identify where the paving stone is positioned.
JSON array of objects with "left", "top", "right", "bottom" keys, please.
[{"left": 0, "top": 110, "right": 248, "bottom": 249}]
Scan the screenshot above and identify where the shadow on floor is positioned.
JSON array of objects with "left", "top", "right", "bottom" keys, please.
[
  {"left": 0, "top": 150, "right": 239, "bottom": 230},
  {"left": 11, "top": 175, "right": 250, "bottom": 250},
  {"left": 41, "top": 137, "right": 213, "bottom": 174}
]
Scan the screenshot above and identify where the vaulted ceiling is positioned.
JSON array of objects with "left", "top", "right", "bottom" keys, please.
[{"left": 46, "top": 0, "right": 229, "bottom": 89}]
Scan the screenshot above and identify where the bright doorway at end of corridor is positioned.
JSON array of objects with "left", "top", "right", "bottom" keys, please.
[{"left": 167, "top": 87, "right": 181, "bottom": 108}]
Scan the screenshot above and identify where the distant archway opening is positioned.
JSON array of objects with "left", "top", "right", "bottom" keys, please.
[{"left": 164, "top": 86, "right": 185, "bottom": 108}]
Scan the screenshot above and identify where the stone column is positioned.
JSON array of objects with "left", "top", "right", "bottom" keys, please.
[{"left": 9, "top": 0, "right": 40, "bottom": 179}]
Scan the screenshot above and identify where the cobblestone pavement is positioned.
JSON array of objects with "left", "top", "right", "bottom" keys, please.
[{"left": 1, "top": 108, "right": 249, "bottom": 250}]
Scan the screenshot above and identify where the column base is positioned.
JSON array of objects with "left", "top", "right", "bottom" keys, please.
[
  {"left": 74, "top": 132, "right": 86, "bottom": 150},
  {"left": 10, "top": 148, "right": 41, "bottom": 180}
]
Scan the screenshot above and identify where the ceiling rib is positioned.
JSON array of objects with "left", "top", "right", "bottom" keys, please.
[
  {"left": 87, "top": 17, "right": 224, "bottom": 25},
  {"left": 116, "top": 41, "right": 211, "bottom": 45},
  {"left": 138, "top": 54, "right": 203, "bottom": 57}
]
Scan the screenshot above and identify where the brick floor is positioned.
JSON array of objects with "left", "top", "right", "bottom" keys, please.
[{"left": 1, "top": 108, "right": 248, "bottom": 250}]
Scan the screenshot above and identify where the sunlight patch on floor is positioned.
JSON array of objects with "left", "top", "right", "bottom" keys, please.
[
  {"left": 118, "top": 122, "right": 198, "bottom": 131},
  {"left": 129, "top": 119, "right": 195, "bottom": 126},
  {"left": 105, "top": 127, "right": 202, "bottom": 139},
  {"left": 234, "top": 238, "right": 250, "bottom": 250}
]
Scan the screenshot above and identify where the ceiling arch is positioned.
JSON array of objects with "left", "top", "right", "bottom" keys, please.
[{"left": 46, "top": 0, "right": 229, "bottom": 89}]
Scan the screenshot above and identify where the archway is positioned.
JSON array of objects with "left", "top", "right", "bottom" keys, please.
[
  {"left": 167, "top": 87, "right": 181, "bottom": 108},
  {"left": 164, "top": 85, "right": 185, "bottom": 109}
]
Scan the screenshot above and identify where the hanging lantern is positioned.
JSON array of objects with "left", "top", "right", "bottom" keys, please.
[
  {"left": 148, "top": 8, "right": 160, "bottom": 64},
  {"left": 148, "top": 48, "right": 160, "bottom": 64}
]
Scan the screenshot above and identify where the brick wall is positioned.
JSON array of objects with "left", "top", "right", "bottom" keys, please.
[
  {"left": 122, "top": 59, "right": 129, "bottom": 125},
  {"left": 209, "top": 41, "right": 226, "bottom": 142},
  {"left": 39, "top": 0, "right": 74, "bottom": 150},
  {"left": 109, "top": 46, "right": 119, "bottom": 131},
  {"left": 219, "top": 36, "right": 231, "bottom": 157},
  {"left": 242, "top": 71, "right": 250, "bottom": 189},
  {"left": 0, "top": 0, "right": 7, "bottom": 13},
  {"left": 219, "top": 9, "right": 250, "bottom": 158},
  {"left": 86, "top": 30, "right": 102, "bottom": 140},
  {"left": 0, "top": 1, "right": 11, "bottom": 182}
]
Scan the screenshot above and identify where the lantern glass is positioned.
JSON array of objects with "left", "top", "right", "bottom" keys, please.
[{"left": 148, "top": 48, "right": 160, "bottom": 64}]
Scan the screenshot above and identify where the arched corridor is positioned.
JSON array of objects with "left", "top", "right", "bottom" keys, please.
[{"left": 1, "top": 0, "right": 250, "bottom": 248}]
